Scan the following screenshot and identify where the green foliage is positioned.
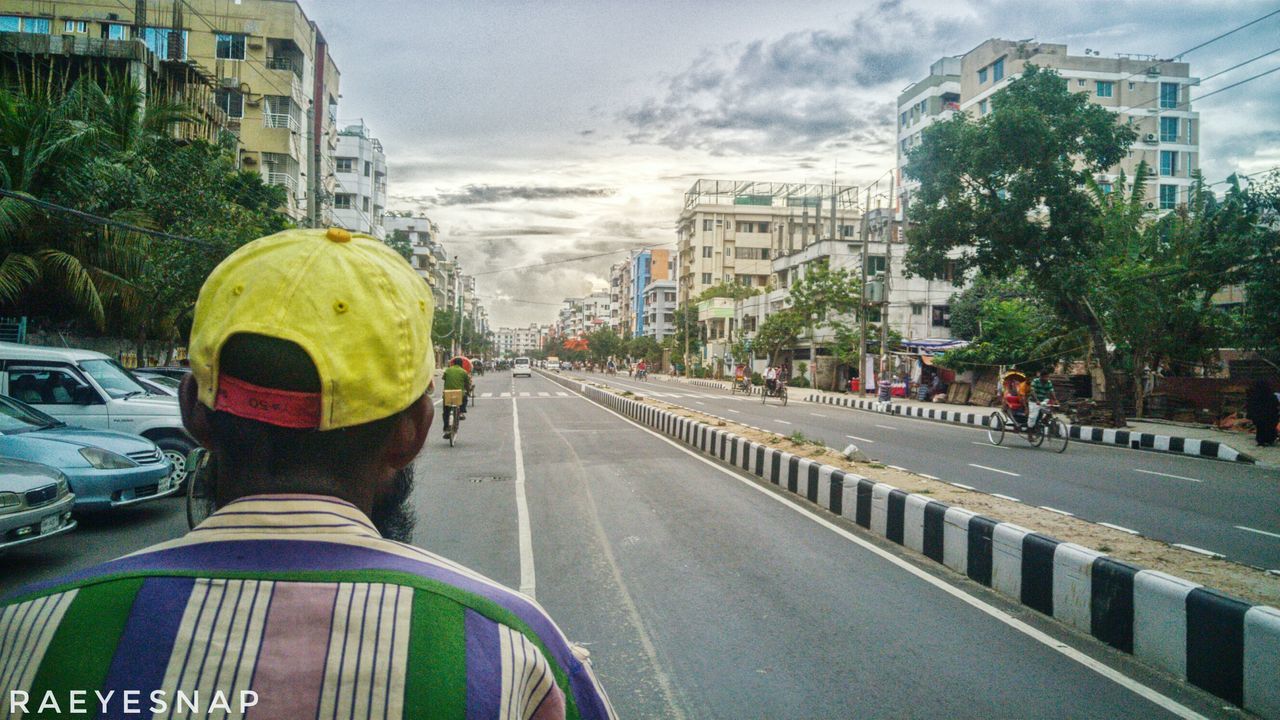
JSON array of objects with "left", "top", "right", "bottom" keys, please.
[
  {"left": 586, "top": 327, "right": 624, "bottom": 363},
  {"left": 627, "top": 335, "right": 663, "bottom": 364},
  {"left": 935, "top": 295, "right": 1067, "bottom": 372},
  {"left": 787, "top": 375, "right": 810, "bottom": 388},
  {"left": 670, "top": 304, "right": 701, "bottom": 361},
  {"left": 385, "top": 229, "right": 413, "bottom": 262},
  {"left": 753, "top": 308, "right": 804, "bottom": 365},
  {"left": 1226, "top": 172, "right": 1280, "bottom": 364},
  {"left": 432, "top": 306, "right": 492, "bottom": 357},
  {"left": 750, "top": 371, "right": 763, "bottom": 386},
  {"left": 696, "top": 281, "right": 761, "bottom": 302},
  {"left": 787, "top": 264, "right": 861, "bottom": 324}
]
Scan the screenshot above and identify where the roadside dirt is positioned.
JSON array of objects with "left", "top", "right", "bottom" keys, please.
[{"left": 598, "top": 382, "right": 1280, "bottom": 608}]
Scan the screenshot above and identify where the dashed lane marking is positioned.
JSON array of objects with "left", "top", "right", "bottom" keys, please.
[
  {"left": 1173, "top": 544, "right": 1225, "bottom": 559},
  {"left": 969, "top": 463, "right": 1021, "bottom": 477},
  {"left": 776, "top": 420, "right": 792, "bottom": 425},
  {"left": 845, "top": 435, "right": 876, "bottom": 444},
  {"left": 874, "top": 424, "right": 897, "bottom": 430},
  {"left": 972, "top": 441, "right": 1009, "bottom": 450},
  {"left": 1039, "top": 506, "right": 1075, "bottom": 517},
  {"left": 1099, "top": 522, "right": 1142, "bottom": 535},
  {"left": 1135, "top": 468, "right": 1202, "bottom": 483},
  {"left": 810, "top": 412, "right": 828, "bottom": 418},
  {"left": 1236, "top": 525, "right": 1280, "bottom": 540},
  {"left": 991, "top": 493, "right": 1022, "bottom": 503},
  {"left": 950, "top": 482, "right": 976, "bottom": 490}
]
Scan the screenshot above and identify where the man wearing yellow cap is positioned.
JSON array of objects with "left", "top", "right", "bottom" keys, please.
[{"left": 0, "top": 229, "right": 614, "bottom": 720}]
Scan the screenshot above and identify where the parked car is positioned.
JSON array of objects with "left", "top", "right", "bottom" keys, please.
[
  {"left": 133, "top": 373, "right": 180, "bottom": 397},
  {"left": 0, "top": 343, "right": 196, "bottom": 485},
  {"left": 0, "top": 457, "right": 76, "bottom": 553},
  {"left": 133, "top": 366, "right": 190, "bottom": 381},
  {"left": 0, "top": 394, "right": 176, "bottom": 511},
  {"left": 513, "top": 357, "right": 532, "bottom": 377}
]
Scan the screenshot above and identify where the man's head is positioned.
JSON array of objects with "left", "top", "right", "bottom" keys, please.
[
  {"left": 179, "top": 228, "right": 436, "bottom": 541},
  {"left": 451, "top": 357, "right": 463, "bottom": 367},
  {"left": 1039, "top": 368, "right": 1051, "bottom": 378}
]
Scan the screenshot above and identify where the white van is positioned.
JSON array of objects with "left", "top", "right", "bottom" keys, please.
[
  {"left": 512, "top": 357, "right": 532, "bottom": 377},
  {"left": 0, "top": 342, "right": 196, "bottom": 483}
]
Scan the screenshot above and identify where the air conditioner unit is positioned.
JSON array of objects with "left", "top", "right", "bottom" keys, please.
[
  {"left": 1145, "top": 201, "right": 1155, "bottom": 209},
  {"left": 219, "top": 77, "right": 239, "bottom": 88},
  {"left": 1143, "top": 133, "right": 1158, "bottom": 143}
]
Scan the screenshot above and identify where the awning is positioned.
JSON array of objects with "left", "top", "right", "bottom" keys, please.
[{"left": 900, "top": 338, "right": 969, "bottom": 356}]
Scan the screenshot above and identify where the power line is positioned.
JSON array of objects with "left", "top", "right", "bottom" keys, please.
[
  {"left": 1199, "top": 46, "right": 1280, "bottom": 83},
  {"left": 1194, "top": 63, "right": 1280, "bottom": 102},
  {"left": 0, "top": 189, "right": 216, "bottom": 248},
  {"left": 471, "top": 240, "right": 675, "bottom": 276},
  {"left": 1175, "top": 7, "right": 1280, "bottom": 59}
]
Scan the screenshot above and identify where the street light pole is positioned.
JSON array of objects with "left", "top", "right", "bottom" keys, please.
[
  {"left": 856, "top": 186, "right": 871, "bottom": 395},
  {"left": 809, "top": 312, "right": 818, "bottom": 388}
]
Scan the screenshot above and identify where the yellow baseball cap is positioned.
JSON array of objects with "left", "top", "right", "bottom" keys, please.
[{"left": 189, "top": 227, "right": 435, "bottom": 430}]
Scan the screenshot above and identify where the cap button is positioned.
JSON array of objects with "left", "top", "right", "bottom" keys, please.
[{"left": 326, "top": 228, "right": 352, "bottom": 243}]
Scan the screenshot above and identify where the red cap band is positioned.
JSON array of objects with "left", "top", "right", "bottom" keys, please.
[{"left": 214, "top": 374, "right": 322, "bottom": 429}]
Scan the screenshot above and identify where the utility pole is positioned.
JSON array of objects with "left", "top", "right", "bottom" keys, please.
[
  {"left": 879, "top": 173, "right": 895, "bottom": 382},
  {"left": 856, "top": 186, "right": 871, "bottom": 395}
]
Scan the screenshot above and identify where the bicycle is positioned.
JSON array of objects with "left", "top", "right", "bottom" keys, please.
[
  {"left": 443, "top": 389, "right": 465, "bottom": 446},
  {"left": 987, "top": 402, "right": 1068, "bottom": 452},
  {"left": 761, "top": 380, "right": 788, "bottom": 406},
  {"left": 731, "top": 376, "right": 751, "bottom": 395}
]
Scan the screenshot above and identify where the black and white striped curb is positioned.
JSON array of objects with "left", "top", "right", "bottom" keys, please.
[
  {"left": 655, "top": 376, "right": 1254, "bottom": 464},
  {"left": 542, "top": 371, "right": 1280, "bottom": 718}
]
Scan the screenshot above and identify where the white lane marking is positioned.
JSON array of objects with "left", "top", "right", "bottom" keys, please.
[
  {"left": 971, "top": 441, "right": 1009, "bottom": 450},
  {"left": 1236, "top": 525, "right": 1280, "bottom": 540},
  {"left": 969, "top": 463, "right": 1021, "bottom": 477},
  {"left": 776, "top": 420, "right": 792, "bottom": 425},
  {"left": 950, "top": 482, "right": 977, "bottom": 490},
  {"left": 846, "top": 435, "right": 876, "bottom": 444},
  {"left": 481, "top": 392, "right": 494, "bottom": 398},
  {"left": 726, "top": 409, "right": 741, "bottom": 414},
  {"left": 538, "top": 392, "right": 550, "bottom": 397},
  {"left": 1099, "top": 522, "right": 1142, "bottom": 536},
  {"left": 500, "top": 392, "right": 511, "bottom": 398},
  {"left": 556, "top": 392, "right": 568, "bottom": 397},
  {"left": 888, "top": 465, "right": 910, "bottom": 472},
  {"left": 511, "top": 397, "right": 536, "bottom": 598},
  {"left": 695, "top": 401, "right": 706, "bottom": 406},
  {"left": 810, "top": 413, "right": 828, "bottom": 418},
  {"left": 920, "top": 474, "right": 940, "bottom": 480},
  {"left": 992, "top": 493, "right": 1022, "bottom": 503},
  {"left": 558, "top": 383, "right": 1208, "bottom": 720},
  {"left": 1039, "top": 506, "right": 1075, "bottom": 517},
  {"left": 1173, "top": 544, "right": 1225, "bottom": 559},
  {"left": 874, "top": 424, "right": 897, "bottom": 430},
  {"left": 520, "top": 392, "right": 531, "bottom": 397},
  {"left": 1134, "top": 469, "right": 1202, "bottom": 483}
]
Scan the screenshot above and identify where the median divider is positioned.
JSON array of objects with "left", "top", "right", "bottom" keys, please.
[
  {"left": 541, "top": 369, "right": 1280, "bottom": 718},
  {"left": 655, "top": 375, "right": 1255, "bottom": 464}
]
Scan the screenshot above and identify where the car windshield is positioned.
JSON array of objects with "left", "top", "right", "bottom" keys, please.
[
  {"left": 0, "top": 394, "right": 62, "bottom": 432},
  {"left": 140, "top": 374, "right": 181, "bottom": 391},
  {"left": 79, "top": 359, "right": 148, "bottom": 399}
]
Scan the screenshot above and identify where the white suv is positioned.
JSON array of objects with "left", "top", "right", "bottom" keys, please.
[
  {"left": 512, "top": 357, "right": 532, "bottom": 377},
  {"left": 0, "top": 343, "right": 196, "bottom": 484}
]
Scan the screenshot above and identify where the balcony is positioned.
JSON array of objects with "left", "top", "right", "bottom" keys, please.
[
  {"left": 266, "top": 172, "right": 296, "bottom": 193},
  {"left": 264, "top": 113, "right": 300, "bottom": 132},
  {"left": 266, "top": 55, "right": 298, "bottom": 74}
]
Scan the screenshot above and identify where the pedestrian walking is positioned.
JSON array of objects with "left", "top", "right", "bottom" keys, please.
[
  {"left": 0, "top": 228, "right": 615, "bottom": 719},
  {"left": 1245, "top": 379, "right": 1279, "bottom": 447}
]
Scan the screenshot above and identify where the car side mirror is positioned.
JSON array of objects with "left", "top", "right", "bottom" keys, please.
[{"left": 72, "top": 386, "right": 97, "bottom": 405}]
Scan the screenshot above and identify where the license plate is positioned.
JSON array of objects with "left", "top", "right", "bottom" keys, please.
[{"left": 39, "top": 515, "right": 59, "bottom": 535}]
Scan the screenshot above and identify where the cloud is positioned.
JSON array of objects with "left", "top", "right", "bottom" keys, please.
[
  {"left": 453, "top": 225, "right": 579, "bottom": 238},
  {"left": 622, "top": 0, "right": 968, "bottom": 154},
  {"left": 423, "top": 184, "right": 617, "bottom": 206}
]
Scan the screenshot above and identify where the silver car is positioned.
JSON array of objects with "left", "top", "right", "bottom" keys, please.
[{"left": 0, "top": 457, "right": 76, "bottom": 553}]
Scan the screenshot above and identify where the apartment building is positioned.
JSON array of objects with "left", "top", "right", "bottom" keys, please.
[
  {"left": 495, "top": 325, "right": 546, "bottom": 357},
  {"left": 609, "top": 260, "right": 629, "bottom": 335},
  {"left": 896, "top": 56, "right": 961, "bottom": 217},
  {"left": 641, "top": 280, "right": 677, "bottom": 340},
  {"left": 333, "top": 121, "right": 387, "bottom": 238},
  {"left": 384, "top": 215, "right": 446, "bottom": 308},
  {"left": 957, "top": 38, "right": 1199, "bottom": 209},
  {"left": 676, "top": 180, "right": 860, "bottom": 305},
  {"left": 0, "top": 0, "right": 344, "bottom": 223}
]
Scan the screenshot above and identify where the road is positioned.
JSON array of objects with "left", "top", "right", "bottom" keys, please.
[
  {"left": 0, "top": 370, "right": 1238, "bottom": 718},
  {"left": 563, "top": 370, "right": 1280, "bottom": 571}
]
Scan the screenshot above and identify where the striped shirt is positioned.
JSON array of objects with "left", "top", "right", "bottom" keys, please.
[{"left": 0, "top": 495, "right": 614, "bottom": 720}]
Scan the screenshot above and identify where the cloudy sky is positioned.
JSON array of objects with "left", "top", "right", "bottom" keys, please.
[{"left": 305, "top": 0, "right": 1280, "bottom": 327}]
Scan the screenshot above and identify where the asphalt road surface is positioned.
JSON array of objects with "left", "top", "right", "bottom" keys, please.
[
  {"left": 0, "top": 370, "right": 1243, "bottom": 718},
  {"left": 565, "top": 370, "right": 1280, "bottom": 571}
]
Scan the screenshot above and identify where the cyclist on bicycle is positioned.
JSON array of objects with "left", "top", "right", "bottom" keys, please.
[
  {"left": 765, "top": 366, "right": 778, "bottom": 394},
  {"left": 442, "top": 357, "right": 471, "bottom": 438},
  {"left": 1027, "top": 368, "right": 1058, "bottom": 433}
]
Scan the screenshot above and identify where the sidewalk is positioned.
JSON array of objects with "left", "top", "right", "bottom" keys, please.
[{"left": 657, "top": 375, "right": 1261, "bottom": 465}]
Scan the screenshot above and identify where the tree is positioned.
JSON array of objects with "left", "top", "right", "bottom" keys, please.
[
  {"left": 905, "top": 64, "right": 1138, "bottom": 424},
  {"left": 627, "top": 335, "right": 662, "bottom": 364},
  {"left": 696, "top": 281, "right": 760, "bottom": 302},
  {"left": 667, "top": 305, "right": 701, "bottom": 372},
  {"left": 586, "top": 327, "right": 624, "bottom": 364},
  {"left": 1231, "top": 172, "right": 1280, "bottom": 366},
  {"left": 385, "top": 229, "right": 413, "bottom": 262},
  {"left": 787, "top": 263, "right": 861, "bottom": 323},
  {"left": 753, "top": 308, "right": 805, "bottom": 366}
]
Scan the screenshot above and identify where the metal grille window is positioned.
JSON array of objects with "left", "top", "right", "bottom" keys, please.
[
  {"left": 216, "top": 33, "right": 246, "bottom": 60},
  {"left": 263, "top": 96, "right": 299, "bottom": 131},
  {"left": 215, "top": 89, "right": 243, "bottom": 119}
]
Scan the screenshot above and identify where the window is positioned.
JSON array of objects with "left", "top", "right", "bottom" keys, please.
[
  {"left": 703, "top": 219, "right": 713, "bottom": 231},
  {"left": 1128, "top": 81, "right": 1135, "bottom": 91},
  {"left": 900, "top": 138, "right": 909, "bottom": 154},
  {"left": 1159, "top": 150, "right": 1178, "bottom": 176},
  {"left": 336, "top": 157, "right": 355, "bottom": 173},
  {"left": 143, "top": 27, "right": 188, "bottom": 60},
  {"left": 978, "top": 67, "right": 988, "bottom": 84},
  {"left": 992, "top": 57, "right": 1004, "bottom": 81},
  {"left": 1, "top": 16, "right": 49, "bottom": 33},
  {"left": 8, "top": 367, "right": 98, "bottom": 406},
  {"left": 1077, "top": 79, "right": 1086, "bottom": 87},
  {"left": 63, "top": 20, "right": 87, "bottom": 33},
  {"left": 1185, "top": 118, "right": 1194, "bottom": 143},
  {"left": 1160, "top": 116, "right": 1178, "bottom": 142},
  {"left": 665, "top": 292, "right": 676, "bottom": 302},
  {"left": 1099, "top": 182, "right": 1113, "bottom": 194},
  {"left": 702, "top": 246, "right": 713, "bottom": 258},
  {"left": 911, "top": 303, "right": 924, "bottom": 316},
  {"left": 104, "top": 23, "right": 128, "bottom": 40},
  {"left": 900, "top": 111, "right": 907, "bottom": 127},
  {"left": 866, "top": 255, "right": 886, "bottom": 275},
  {"left": 334, "top": 194, "right": 355, "bottom": 210},
  {"left": 363, "top": 161, "right": 371, "bottom": 177},
  {"left": 931, "top": 305, "right": 951, "bottom": 328},
  {"left": 215, "top": 89, "right": 243, "bottom": 118},
  {"left": 757, "top": 222, "right": 770, "bottom": 233},
  {"left": 1095, "top": 81, "right": 1113, "bottom": 98},
  {"left": 1160, "top": 82, "right": 1178, "bottom": 109},
  {"left": 941, "top": 259, "right": 960, "bottom": 283},
  {"left": 701, "top": 273, "right": 712, "bottom": 285},
  {"left": 1159, "top": 184, "right": 1178, "bottom": 210},
  {"left": 979, "top": 100, "right": 988, "bottom": 115},
  {"left": 216, "top": 33, "right": 246, "bottom": 59}
]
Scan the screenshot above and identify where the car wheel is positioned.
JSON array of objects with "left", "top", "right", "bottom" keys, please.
[{"left": 156, "top": 436, "right": 196, "bottom": 489}]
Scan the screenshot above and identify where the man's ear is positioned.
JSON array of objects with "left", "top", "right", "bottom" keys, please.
[
  {"left": 385, "top": 392, "right": 432, "bottom": 470},
  {"left": 180, "top": 374, "right": 213, "bottom": 448}
]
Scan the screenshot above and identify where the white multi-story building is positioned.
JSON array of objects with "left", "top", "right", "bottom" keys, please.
[
  {"left": 896, "top": 56, "right": 961, "bottom": 219},
  {"left": 641, "top": 280, "right": 677, "bottom": 340},
  {"left": 383, "top": 215, "right": 446, "bottom": 308},
  {"left": 494, "top": 324, "right": 545, "bottom": 357},
  {"left": 333, "top": 120, "right": 388, "bottom": 239}
]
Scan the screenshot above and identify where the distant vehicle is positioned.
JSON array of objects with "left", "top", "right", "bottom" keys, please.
[
  {"left": 513, "top": 357, "right": 532, "bottom": 377},
  {"left": 546, "top": 356, "right": 560, "bottom": 371},
  {"left": 133, "top": 373, "right": 179, "bottom": 397},
  {"left": 560, "top": 361, "right": 573, "bottom": 371},
  {"left": 0, "top": 342, "right": 197, "bottom": 486},
  {"left": 0, "top": 394, "right": 175, "bottom": 511},
  {"left": 0, "top": 457, "right": 76, "bottom": 553}
]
